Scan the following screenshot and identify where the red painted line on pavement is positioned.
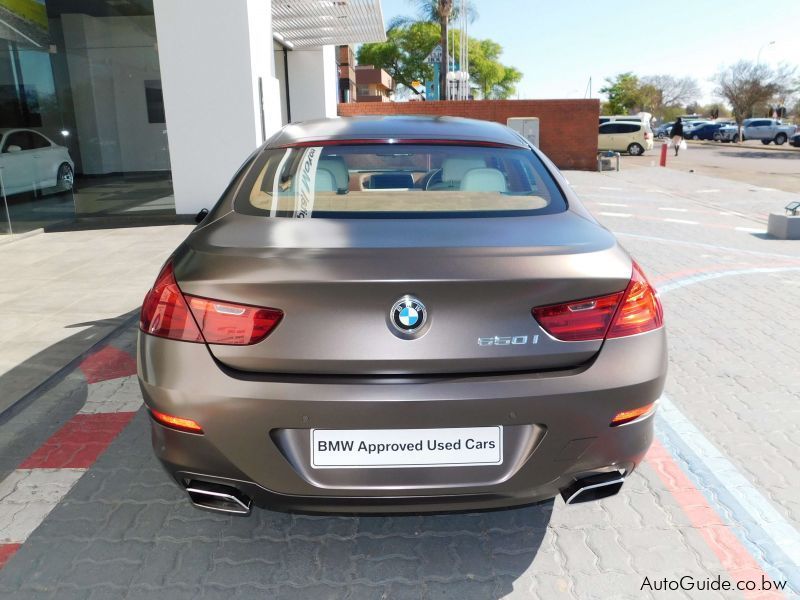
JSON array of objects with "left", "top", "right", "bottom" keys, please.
[
  {"left": 646, "top": 440, "right": 783, "bottom": 599},
  {"left": 79, "top": 345, "right": 137, "bottom": 384},
  {"left": 19, "top": 412, "right": 136, "bottom": 469},
  {"left": 0, "top": 544, "right": 21, "bottom": 569}
]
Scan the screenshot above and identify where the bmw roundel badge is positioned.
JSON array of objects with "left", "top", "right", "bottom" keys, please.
[{"left": 390, "top": 295, "right": 427, "bottom": 334}]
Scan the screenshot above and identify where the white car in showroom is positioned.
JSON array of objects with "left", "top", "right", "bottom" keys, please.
[{"left": 0, "top": 128, "right": 75, "bottom": 196}]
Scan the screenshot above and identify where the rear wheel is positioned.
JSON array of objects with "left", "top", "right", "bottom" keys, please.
[
  {"left": 57, "top": 163, "right": 74, "bottom": 192},
  {"left": 733, "top": 134, "right": 740, "bottom": 143},
  {"left": 775, "top": 133, "right": 787, "bottom": 145},
  {"left": 713, "top": 132, "right": 722, "bottom": 141},
  {"left": 692, "top": 134, "right": 699, "bottom": 140},
  {"left": 627, "top": 143, "right": 644, "bottom": 156},
  {"left": 762, "top": 139, "right": 771, "bottom": 145}
]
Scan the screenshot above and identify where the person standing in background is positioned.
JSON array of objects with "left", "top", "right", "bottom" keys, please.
[{"left": 671, "top": 118, "right": 684, "bottom": 157}]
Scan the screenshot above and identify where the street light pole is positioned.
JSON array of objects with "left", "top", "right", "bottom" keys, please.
[{"left": 757, "top": 40, "right": 775, "bottom": 64}]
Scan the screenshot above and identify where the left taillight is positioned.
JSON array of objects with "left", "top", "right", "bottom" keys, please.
[
  {"left": 532, "top": 261, "right": 663, "bottom": 342},
  {"left": 140, "top": 262, "right": 283, "bottom": 345},
  {"left": 140, "top": 262, "right": 203, "bottom": 342}
]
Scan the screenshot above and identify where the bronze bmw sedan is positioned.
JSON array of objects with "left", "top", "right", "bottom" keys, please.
[{"left": 137, "top": 116, "right": 666, "bottom": 515}]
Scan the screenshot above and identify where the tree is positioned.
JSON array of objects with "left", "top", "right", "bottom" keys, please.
[
  {"left": 391, "top": 0, "right": 478, "bottom": 98},
  {"left": 640, "top": 75, "right": 700, "bottom": 109},
  {"left": 467, "top": 38, "right": 522, "bottom": 99},
  {"left": 357, "top": 22, "right": 439, "bottom": 97},
  {"left": 599, "top": 73, "right": 643, "bottom": 115},
  {"left": 713, "top": 60, "right": 796, "bottom": 124},
  {"left": 358, "top": 22, "right": 522, "bottom": 100}
]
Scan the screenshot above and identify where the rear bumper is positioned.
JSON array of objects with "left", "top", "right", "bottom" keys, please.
[{"left": 138, "top": 329, "right": 667, "bottom": 513}]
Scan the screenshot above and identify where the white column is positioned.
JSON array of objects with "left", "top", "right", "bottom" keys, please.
[
  {"left": 286, "top": 45, "right": 338, "bottom": 123},
  {"left": 153, "top": 0, "right": 281, "bottom": 215}
]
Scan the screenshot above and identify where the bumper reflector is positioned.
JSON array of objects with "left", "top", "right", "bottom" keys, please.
[
  {"left": 610, "top": 402, "right": 655, "bottom": 426},
  {"left": 150, "top": 409, "right": 204, "bottom": 434}
]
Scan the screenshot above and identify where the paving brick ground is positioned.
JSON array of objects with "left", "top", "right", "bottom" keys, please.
[{"left": 1, "top": 166, "right": 798, "bottom": 599}]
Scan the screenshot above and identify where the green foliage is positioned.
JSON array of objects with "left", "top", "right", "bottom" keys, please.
[
  {"left": 358, "top": 21, "right": 523, "bottom": 100},
  {"left": 357, "top": 22, "right": 439, "bottom": 95},
  {"left": 600, "top": 73, "right": 702, "bottom": 118},
  {"left": 599, "top": 73, "right": 643, "bottom": 115},
  {"left": 468, "top": 38, "right": 522, "bottom": 99}
]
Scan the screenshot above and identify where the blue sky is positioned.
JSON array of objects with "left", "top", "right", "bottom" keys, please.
[{"left": 377, "top": 0, "right": 800, "bottom": 103}]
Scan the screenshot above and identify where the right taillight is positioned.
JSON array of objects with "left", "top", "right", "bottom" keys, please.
[
  {"left": 606, "top": 262, "right": 663, "bottom": 338},
  {"left": 140, "top": 262, "right": 283, "bottom": 345},
  {"left": 532, "top": 261, "right": 663, "bottom": 342}
]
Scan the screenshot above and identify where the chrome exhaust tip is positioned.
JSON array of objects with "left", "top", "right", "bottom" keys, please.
[
  {"left": 186, "top": 480, "right": 252, "bottom": 516},
  {"left": 560, "top": 471, "right": 625, "bottom": 505}
]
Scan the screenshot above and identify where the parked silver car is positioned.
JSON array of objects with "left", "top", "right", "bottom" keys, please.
[{"left": 742, "top": 118, "right": 796, "bottom": 145}]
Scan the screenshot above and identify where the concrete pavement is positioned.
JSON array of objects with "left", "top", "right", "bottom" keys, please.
[
  {"left": 0, "top": 168, "right": 798, "bottom": 598},
  {"left": 0, "top": 225, "right": 193, "bottom": 415}
]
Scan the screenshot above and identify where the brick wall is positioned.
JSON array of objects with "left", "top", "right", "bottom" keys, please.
[{"left": 337, "top": 99, "right": 600, "bottom": 171}]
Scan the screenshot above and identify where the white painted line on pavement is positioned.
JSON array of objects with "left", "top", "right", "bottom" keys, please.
[
  {"left": 696, "top": 189, "right": 720, "bottom": 193},
  {"left": 615, "top": 232, "right": 800, "bottom": 260},
  {"left": 663, "top": 218, "right": 699, "bottom": 225},
  {"left": 599, "top": 212, "right": 632, "bottom": 218},
  {"left": 735, "top": 227, "right": 765, "bottom": 233},
  {"left": 598, "top": 186, "right": 623, "bottom": 191},
  {"left": 597, "top": 202, "right": 628, "bottom": 207},
  {"left": 658, "top": 267, "right": 800, "bottom": 295},
  {"left": 656, "top": 267, "right": 800, "bottom": 591},
  {"left": 0, "top": 469, "right": 85, "bottom": 543},
  {"left": 657, "top": 394, "right": 800, "bottom": 579},
  {"left": 658, "top": 207, "right": 688, "bottom": 212}
]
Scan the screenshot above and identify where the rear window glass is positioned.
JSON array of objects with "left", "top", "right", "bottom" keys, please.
[{"left": 234, "top": 144, "right": 566, "bottom": 219}]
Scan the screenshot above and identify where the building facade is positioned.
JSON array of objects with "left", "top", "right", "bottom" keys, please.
[
  {"left": 354, "top": 65, "right": 394, "bottom": 102},
  {"left": 0, "top": 0, "right": 385, "bottom": 235}
]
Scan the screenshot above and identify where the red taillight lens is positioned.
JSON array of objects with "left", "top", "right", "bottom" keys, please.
[
  {"left": 532, "top": 262, "right": 663, "bottom": 342},
  {"left": 607, "top": 262, "right": 663, "bottom": 338},
  {"left": 140, "top": 263, "right": 203, "bottom": 342},
  {"left": 185, "top": 296, "right": 283, "bottom": 345},
  {"left": 140, "top": 262, "right": 283, "bottom": 345},
  {"left": 532, "top": 292, "right": 624, "bottom": 341}
]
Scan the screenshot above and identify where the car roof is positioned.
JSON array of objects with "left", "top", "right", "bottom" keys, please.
[{"left": 268, "top": 116, "right": 529, "bottom": 148}]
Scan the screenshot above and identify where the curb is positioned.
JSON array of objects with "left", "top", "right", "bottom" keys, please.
[{"left": 0, "top": 313, "right": 139, "bottom": 425}]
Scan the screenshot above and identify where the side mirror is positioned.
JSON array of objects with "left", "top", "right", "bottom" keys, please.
[
  {"left": 5, "top": 145, "right": 22, "bottom": 153},
  {"left": 195, "top": 208, "right": 209, "bottom": 224}
]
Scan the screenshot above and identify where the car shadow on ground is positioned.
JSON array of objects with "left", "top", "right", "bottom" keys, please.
[
  {"left": 720, "top": 149, "right": 800, "bottom": 160},
  {"left": 0, "top": 322, "right": 553, "bottom": 598}
]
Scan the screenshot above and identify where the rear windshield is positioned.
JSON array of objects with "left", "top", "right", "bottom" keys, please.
[{"left": 234, "top": 144, "right": 566, "bottom": 219}]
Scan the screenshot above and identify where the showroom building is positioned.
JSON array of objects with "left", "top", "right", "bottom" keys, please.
[{"left": 0, "top": 0, "right": 385, "bottom": 234}]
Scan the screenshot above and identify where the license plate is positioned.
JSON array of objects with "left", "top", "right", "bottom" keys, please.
[{"left": 310, "top": 426, "right": 503, "bottom": 469}]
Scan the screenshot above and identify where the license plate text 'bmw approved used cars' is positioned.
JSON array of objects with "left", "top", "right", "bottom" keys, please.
[{"left": 310, "top": 427, "right": 504, "bottom": 469}]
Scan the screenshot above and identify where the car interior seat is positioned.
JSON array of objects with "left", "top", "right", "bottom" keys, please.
[
  {"left": 317, "top": 157, "right": 349, "bottom": 192},
  {"left": 427, "top": 158, "right": 486, "bottom": 190},
  {"left": 460, "top": 168, "right": 508, "bottom": 193},
  {"left": 314, "top": 168, "right": 336, "bottom": 192}
]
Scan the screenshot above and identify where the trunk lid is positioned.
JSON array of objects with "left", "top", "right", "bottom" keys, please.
[{"left": 174, "top": 211, "right": 632, "bottom": 375}]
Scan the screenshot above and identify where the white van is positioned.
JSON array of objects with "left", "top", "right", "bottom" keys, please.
[{"left": 598, "top": 121, "right": 653, "bottom": 155}]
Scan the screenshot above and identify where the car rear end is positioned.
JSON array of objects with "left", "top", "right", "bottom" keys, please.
[{"left": 137, "top": 119, "right": 667, "bottom": 514}]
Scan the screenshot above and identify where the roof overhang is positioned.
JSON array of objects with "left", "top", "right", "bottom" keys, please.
[{"left": 272, "top": 0, "right": 386, "bottom": 49}]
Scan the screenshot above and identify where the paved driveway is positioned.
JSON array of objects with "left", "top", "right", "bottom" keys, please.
[{"left": 1, "top": 167, "right": 798, "bottom": 599}]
